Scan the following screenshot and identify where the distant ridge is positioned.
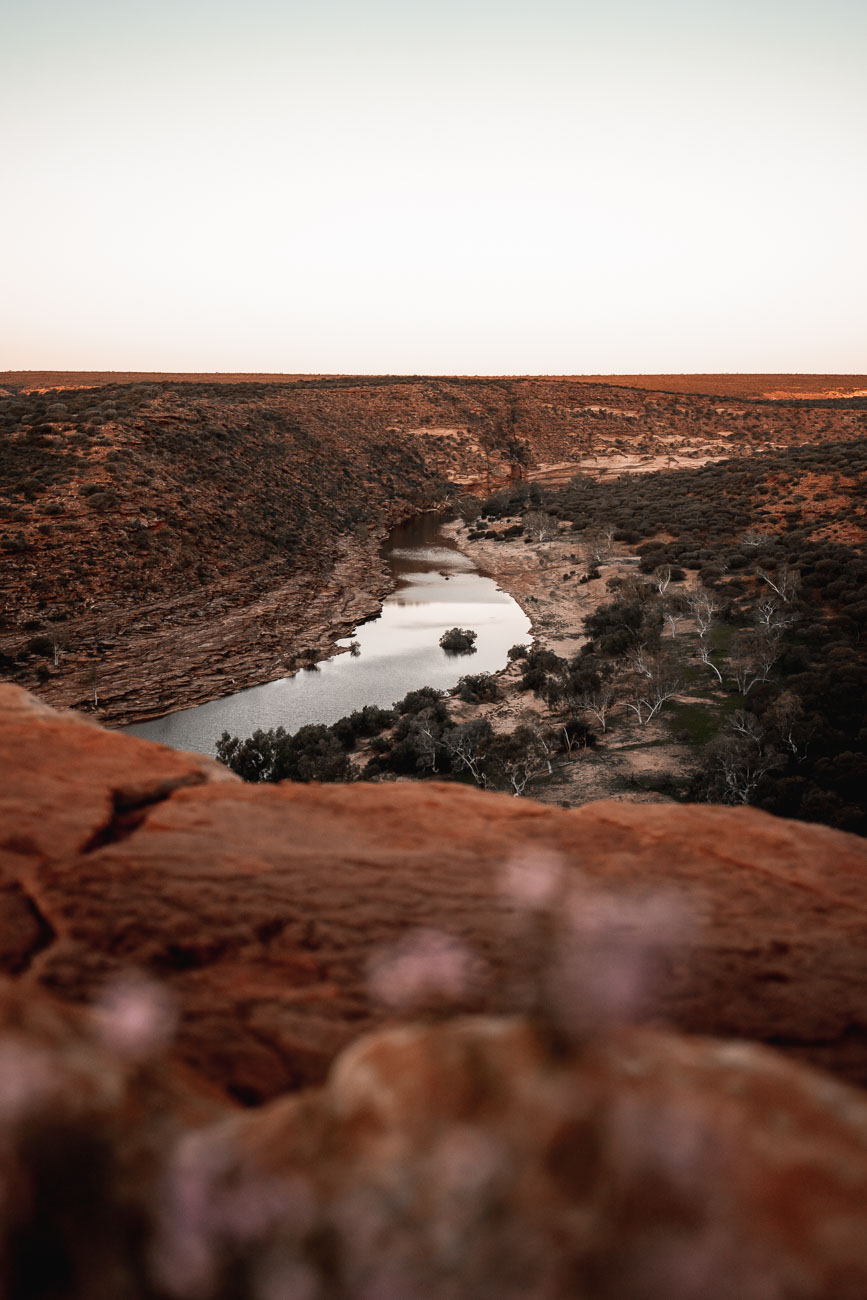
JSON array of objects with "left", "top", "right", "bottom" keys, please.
[
  {"left": 2, "top": 371, "right": 866, "bottom": 400},
  {"left": 576, "top": 374, "right": 867, "bottom": 400}
]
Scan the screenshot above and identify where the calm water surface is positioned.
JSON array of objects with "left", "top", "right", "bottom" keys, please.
[{"left": 124, "top": 516, "right": 532, "bottom": 756}]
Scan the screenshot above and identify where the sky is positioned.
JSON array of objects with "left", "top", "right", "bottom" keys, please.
[{"left": 2, "top": 0, "right": 865, "bottom": 375}]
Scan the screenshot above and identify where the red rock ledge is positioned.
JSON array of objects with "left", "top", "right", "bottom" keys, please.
[{"left": 2, "top": 682, "right": 867, "bottom": 1103}]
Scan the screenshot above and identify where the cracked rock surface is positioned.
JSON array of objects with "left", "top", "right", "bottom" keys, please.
[{"left": 3, "top": 683, "right": 867, "bottom": 1104}]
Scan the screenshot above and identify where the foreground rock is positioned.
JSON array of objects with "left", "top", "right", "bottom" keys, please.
[
  {"left": 0, "top": 980, "right": 221, "bottom": 1300},
  {"left": 2, "top": 982, "right": 867, "bottom": 1299},
  {"left": 3, "top": 684, "right": 867, "bottom": 1104},
  {"left": 204, "top": 1016, "right": 867, "bottom": 1300}
]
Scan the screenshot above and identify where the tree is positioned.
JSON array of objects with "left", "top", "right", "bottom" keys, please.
[
  {"left": 395, "top": 686, "right": 444, "bottom": 716},
  {"left": 518, "top": 647, "right": 564, "bottom": 694},
  {"left": 728, "top": 630, "right": 779, "bottom": 695},
  {"left": 544, "top": 660, "right": 616, "bottom": 733},
  {"left": 584, "top": 598, "right": 661, "bottom": 656},
  {"left": 651, "top": 565, "right": 672, "bottom": 596},
  {"left": 702, "top": 732, "right": 781, "bottom": 805},
  {"left": 624, "top": 650, "right": 683, "bottom": 725},
  {"left": 762, "top": 690, "right": 813, "bottom": 760},
  {"left": 454, "top": 672, "right": 499, "bottom": 704},
  {"left": 742, "top": 528, "right": 772, "bottom": 548},
  {"left": 583, "top": 523, "right": 615, "bottom": 565},
  {"left": 576, "top": 678, "right": 616, "bottom": 733},
  {"left": 754, "top": 598, "right": 798, "bottom": 636},
  {"left": 387, "top": 703, "right": 451, "bottom": 775},
  {"left": 408, "top": 711, "right": 444, "bottom": 774},
  {"left": 727, "top": 709, "right": 764, "bottom": 747},
  {"left": 662, "top": 592, "right": 689, "bottom": 638},
  {"left": 687, "top": 589, "right": 718, "bottom": 638},
  {"left": 216, "top": 727, "right": 285, "bottom": 782},
  {"left": 216, "top": 724, "right": 351, "bottom": 783},
  {"left": 524, "top": 510, "right": 558, "bottom": 542},
  {"left": 485, "top": 724, "right": 554, "bottom": 796},
  {"left": 756, "top": 563, "right": 801, "bottom": 603},
  {"left": 80, "top": 659, "right": 101, "bottom": 709},
  {"left": 625, "top": 643, "right": 655, "bottom": 679},
  {"left": 696, "top": 641, "right": 724, "bottom": 684},
  {"left": 558, "top": 715, "right": 596, "bottom": 754},
  {"left": 455, "top": 494, "right": 482, "bottom": 524},
  {"left": 443, "top": 719, "right": 495, "bottom": 788}
]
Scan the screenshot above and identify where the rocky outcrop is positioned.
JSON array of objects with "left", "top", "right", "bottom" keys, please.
[
  {"left": 3, "top": 684, "right": 867, "bottom": 1296},
  {"left": 0, "top": 685, "right": 233, "bottom": 865},
  {"left": 199, "top": 1016, "right": 867, "bottom": 1300},
  {"left": 3, "top": 684, "right": 867, "bottom": 1105}
]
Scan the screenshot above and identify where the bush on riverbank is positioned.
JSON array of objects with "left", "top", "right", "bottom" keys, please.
[
  {"left": 214, "top": 682, "right": 562, "bottom": 799},
  {"left": 216, "top": 723, "right": 351, "bottom": 783}
]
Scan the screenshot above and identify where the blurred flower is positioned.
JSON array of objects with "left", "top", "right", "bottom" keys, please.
[
  {"left": 548, "top": 888, "right": 694, "bottom": 1039},
  {"left": 152, "top": 1128, "right": 315, "bottom": 1298},
  {"left": 367, "top": 929, "right": 486, "bottom": 1012},
  {"left": 93, "top": 971, "right": 176, "bottom": 1061},
  {"left": 500, "top": 849, "right": 563, "bottom": 911}
]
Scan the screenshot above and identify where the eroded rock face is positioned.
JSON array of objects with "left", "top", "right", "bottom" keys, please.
[
  {"left": 0, "top": 684, "right": 234, "bottom": 865},
  {"left": 3, "top": 683, "right": 867, "bottom": 1105}
]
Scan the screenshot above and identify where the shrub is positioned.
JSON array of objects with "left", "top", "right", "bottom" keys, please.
[
  {"left": 439, "top": 627, "right": 478, "bottom": 654},
  {"left": 394, "top": 686, "right": 444, "bottom": 716},
  {"left": 85, "top": 491, "right": 118, "bottom": 511},
  {"left": 216, "top": 724, "right": 351, "bottom": 783},
  {"left": 455, "top": 673, "right": 499, "bottom": 703}
]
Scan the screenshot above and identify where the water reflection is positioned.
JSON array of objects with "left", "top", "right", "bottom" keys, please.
[{"left": 124, "top": 516, "right": 531, "bottom": 757}]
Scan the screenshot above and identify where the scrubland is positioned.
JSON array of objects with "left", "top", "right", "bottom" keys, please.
[{"left": 2, "top": 373, "right": 865, "bottom": 832}]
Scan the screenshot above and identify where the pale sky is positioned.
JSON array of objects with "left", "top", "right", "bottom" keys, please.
[{"left": 2, "top": 0, "right": 865, "bottom": 374}]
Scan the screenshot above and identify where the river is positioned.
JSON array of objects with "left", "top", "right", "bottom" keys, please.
[{"left": 123, "top": 515, "right": 532, "bottom": 757}]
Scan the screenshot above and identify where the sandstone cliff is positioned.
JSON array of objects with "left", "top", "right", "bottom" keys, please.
[{"left": 4, "top": 683, "right": 867, "bottom": 1101}]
